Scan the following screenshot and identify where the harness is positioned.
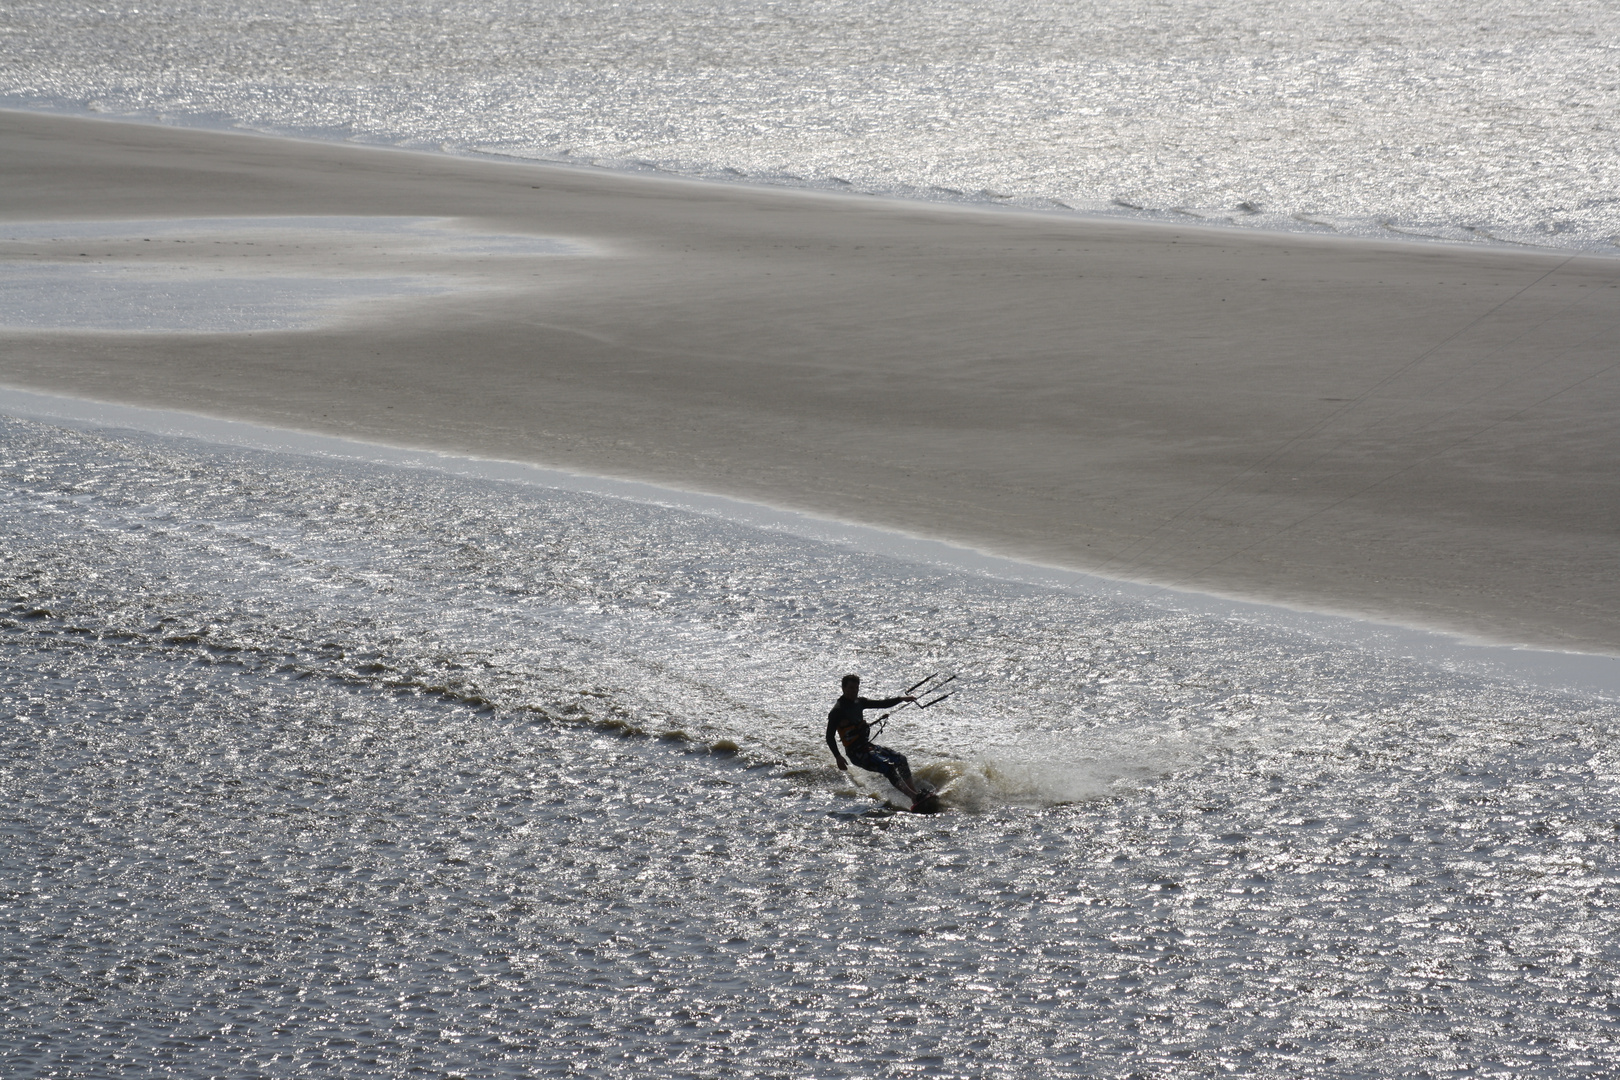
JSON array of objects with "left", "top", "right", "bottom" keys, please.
[{"left": 832, "top": 707, "right": 875, "bottom": 752}]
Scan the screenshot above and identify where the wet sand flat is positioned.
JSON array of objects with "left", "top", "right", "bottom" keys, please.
[{"left": 3, "top": 109, "right": 1617, "bottom": 653}]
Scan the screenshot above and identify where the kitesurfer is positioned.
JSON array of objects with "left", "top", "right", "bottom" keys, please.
[{"left": 826, "top": 674, "right": 927, "bottom": 807}]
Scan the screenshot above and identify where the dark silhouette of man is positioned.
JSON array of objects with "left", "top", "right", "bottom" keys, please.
[{"left": 826, "top": 674, "right": 928, "bottom": 808}]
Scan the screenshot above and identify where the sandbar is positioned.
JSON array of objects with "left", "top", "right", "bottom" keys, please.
[{"left": 3, "top": 110, "right": 1617, "bottom": 654}]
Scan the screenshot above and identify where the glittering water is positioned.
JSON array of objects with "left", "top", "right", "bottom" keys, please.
[
  {"left": 3, "top": 1, "right": 1618, "bottom": 252},
  {"left": 4, "top": 410, "right": 1620, "bottom": 1077}
]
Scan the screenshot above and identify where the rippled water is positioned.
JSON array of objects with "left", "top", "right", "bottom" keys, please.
[
  {"left": 4, "top": 409, "right": 1619, "bottom": 1077},
  {"left": 3, "top": 1, "right": 1618, "bottom": 251}
]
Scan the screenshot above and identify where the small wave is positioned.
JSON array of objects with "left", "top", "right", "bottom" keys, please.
[{"left": 918, "top": 745, "right": 1181, "bottom": 812}]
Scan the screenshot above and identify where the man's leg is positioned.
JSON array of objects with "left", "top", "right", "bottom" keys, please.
[{"left": 871, "top": 746, "right": 919, "bottom": 798}]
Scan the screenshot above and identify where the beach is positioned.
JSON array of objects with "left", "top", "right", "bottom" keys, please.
[{"left": 3, "top": 108, "right": 1618, "bottom": 654}]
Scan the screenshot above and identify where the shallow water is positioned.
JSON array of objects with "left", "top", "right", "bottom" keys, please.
[
  {"left": 0, "top": 217, "right": 583, "bottom": 332},
  {"left": 3, "top": 0, "right": 1618, "bottom": 252},
  {"left": 3, "top": 410, "right": 1619, "bottom": 1077}
]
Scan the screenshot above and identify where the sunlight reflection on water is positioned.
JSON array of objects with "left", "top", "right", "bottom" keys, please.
[{"left": 2, "top": 409, "right": 1618, "bottom": 1076}]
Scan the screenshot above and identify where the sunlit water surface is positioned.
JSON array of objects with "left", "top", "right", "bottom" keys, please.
[
  {"left": 2, "top": 0, "right": 1618, "bottom": 252},
  {"left": 3, "top": 412, "right": 1619, "bottom": 1077}
]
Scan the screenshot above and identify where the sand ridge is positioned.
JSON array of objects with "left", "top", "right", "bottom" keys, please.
[{"left": 3, "top": 109, "right": 1618, "bottom": 653}]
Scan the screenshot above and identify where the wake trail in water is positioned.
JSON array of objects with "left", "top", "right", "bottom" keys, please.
[
  {"left": 5, "top": 410, "right": 1605, "bottom": 817},
  {"left": 8, "top": 410, "right": 1620, "bottom": 1077}
]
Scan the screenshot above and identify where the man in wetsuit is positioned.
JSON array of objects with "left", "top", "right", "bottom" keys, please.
[{"left": 826, "top": 674, "right": 926, "bottom": 807}]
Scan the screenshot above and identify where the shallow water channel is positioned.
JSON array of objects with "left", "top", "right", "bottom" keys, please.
[{"left": 3, "top": 409, "right": 1617, "bottom": 1077}]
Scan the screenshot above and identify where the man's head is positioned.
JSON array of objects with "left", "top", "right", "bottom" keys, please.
[{"left": 841, "top": 674, "right": 860, "bottom": 696}]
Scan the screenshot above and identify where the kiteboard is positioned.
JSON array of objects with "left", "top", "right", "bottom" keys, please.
[{"left": 907, "top": 787, "right": 946, "bottom": 814}]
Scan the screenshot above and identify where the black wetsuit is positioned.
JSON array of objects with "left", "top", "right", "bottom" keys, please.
[{"left": 826, "top": 695, "right": 916, "bottom": 791}]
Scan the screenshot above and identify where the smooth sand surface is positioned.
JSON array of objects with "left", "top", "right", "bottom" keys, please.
[{"left": 3, "top": 110, "right": 1618, "bottom": 653}]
